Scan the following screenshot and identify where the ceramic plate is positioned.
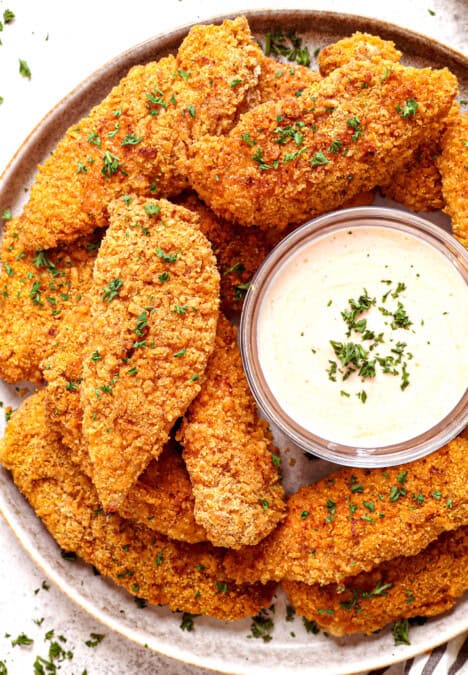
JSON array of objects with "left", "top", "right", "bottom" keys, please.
[{"left": 0, "top": 10, "right": 467, "bottom": 675}]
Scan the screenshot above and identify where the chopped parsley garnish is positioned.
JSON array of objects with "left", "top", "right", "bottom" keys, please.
[
  {"left": 11, "top": 632, "right": 34, "bottom": 647},
  {"left": 263, "top": 31, "right": 310, "bottom": 66},
  {"left": 144, "top": 202, "right": 160, "bottom": 216},
  {"left": 1, "top": 208, "right": 12, "bottom": 220},
  {"left": 84, "top": 633, "right": 105, "bottom": 648},
  {"left": 396, "top": 98, "right": 418, "bottom": 119},
  {"left": 19, "top": 59, "right": 32, "bottom": 79},
  {"left": 155, "top": 550, "right": 164, "bottom": 565},
  {"left": 302, "top": 617, "right": 320, "bottom": 634},
  {"left": 173, "top": 348, "right": 186, "bottom": 358},
  {"left": 310, "top": 151, "right": 329, "bottom": 166},
  {"left": 101, "top": 278, "right": 123, "bottom": 302},
  {"left": 3, "top": 9, "right": 15, "bottom": 23},
  {"left": 180, "top": 612, "right": 198, "bottom": 631},
  {"left": 101, "top": 151, "right": 125, "bottom": 179},
  {"left": 252, "top": 147, "right": 272, "bottom": 170},
  {"left": 122, "top": 133, "right": 143, "bottom": 146},
  {"left": 156, "top": 247, "right": 178, "bottom": 263},
  {"left": 346, "top": 116, "right": 364, "bottom": 141},
  {"left": 248, "top": 608, "right": 274, "bottom": 642},
  {"left": 392, "top": 618, "right": 411, "bottom": 645}
]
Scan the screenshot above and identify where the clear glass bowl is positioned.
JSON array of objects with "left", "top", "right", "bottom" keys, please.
[{"left": 240, "top": 206, "right": 468, "bottom": 467}]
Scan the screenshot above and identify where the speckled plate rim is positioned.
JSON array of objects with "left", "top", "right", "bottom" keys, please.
[{"left": 0, "top": 9, "right": 467, "bottom": 675}]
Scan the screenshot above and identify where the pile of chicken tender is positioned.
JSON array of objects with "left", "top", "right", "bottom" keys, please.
[{"left": 0, "top": 17, "right": 467, "bottom": 635}]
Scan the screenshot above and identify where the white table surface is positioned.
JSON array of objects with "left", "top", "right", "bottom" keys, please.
[{"left": 0, "top": 0, "right": 466, "bottom": 673}]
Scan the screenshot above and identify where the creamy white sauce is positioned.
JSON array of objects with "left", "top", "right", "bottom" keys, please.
[{"left": 257, "top": 226, "right": 468, "bottom": 448}]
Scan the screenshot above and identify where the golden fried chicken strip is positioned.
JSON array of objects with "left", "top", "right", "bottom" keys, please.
[
  {"left": 0, "top": 391, "right": 275, "bottom": 620},
  {"left": 316, "top": 31, "right": 446, "bottom": 214},
  {"left": 381, "top": 132, "right": 445, "bottom": 211},
  {"left": 80, "top": 197, "right": 219, "bottom": 512},
  {"left": 437, "top": 108, "right": 468, "bottom": 246},
  {"left": 283, "top": 527, "right": 468, "bottom": 636},
  {"left": 42, "top": 291, "right": 94, "bottom": 473},
  {"left": 317, "top": 32, "right": 401, "bottom": 76},
  {"left": 224, "top": 437, "right": 468, "bottom": 585},
  {"left": 176, "top": 192, "right": 276, "bottom": 314},
  {"left": 16, "top": 17, "right": 264, "bottom": 251},
  {"left": 179, "top": 314, "right": 285, "bottom": 549},
  {"left": 119, "top": 442, "right": 207, "bottom": 544},
  {"left": 188, "top": 60, "right": 458, "bottom": 231},
  {"left": 257, "top": 57, "right": 321, "bottom": 103},
  {"left": 0, "top": 219, "right": 99, "bottom": 384}
]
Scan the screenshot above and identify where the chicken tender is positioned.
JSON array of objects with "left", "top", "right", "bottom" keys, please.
[
  {"left": 317, "top": 32, "right": 401, "bottom": 76},
  {"left": 257, "top": 57, "right": 321, "bottom": 102},
  {"left": 0, "top": 391, "right": 275, "bottom": 620},
  {"left": 0, "top": 219, "right": 99, "bottom": 384},
  {"left": 188, "top": 60, "right": 458, "bottom": 231},
  {"left": 16, "top": 17, "right": 264, "bottom": 251},
  {"left": 316, "top": 31, "right": 444, "bottom": 213},
  {"left": 179, "top": 314, "right": 285, "bottom": 548},
  {"left": 283, "top": 527, "right": 468, "bottom": 636},
  {"left": 176, "top": 192, "right": 277, "bottom": 314},
  {"left": 223, "top": 437, "right": 468, "bottom": 585},
  {"left": 42, "top": 292, "right": 94, "bottom": 473},
  {"left": 119, "top": 442, "right": 207, "bottom": 544},
  {"left": 437, "top": 108, "right": 468, "bottom": 246},
  {"left": 381, "top": 134, "right": 445, "bottom": 211},
  {"left": 80, "top": 197, "right": 219, "bottom": 512}
]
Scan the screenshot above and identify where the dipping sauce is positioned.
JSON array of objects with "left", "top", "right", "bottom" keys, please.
[{"left": 256, "top": 225, "right": 468, "bottom": 448}]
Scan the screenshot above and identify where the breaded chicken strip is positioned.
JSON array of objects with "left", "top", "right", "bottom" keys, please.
[
  {"left": 176, "top": 192, "right": 277, "bottom": 314},
  {"left": 381, "top": 133, "right": 445, "bottom": 211},
  {"left": 316, "top": 31, "right": 445, "bottom": 214},
  {"left": 223, "top": 437, "right": 468, "bottom": 585},
  {"left": 42, "top": 292, "right": 94, "bottom": 473},
  {"left": 0, "top": 391, "right": 275, "bottom": 620},
  {"left": 317, "top": 32, "right": 401, "bottom": 76},
  {"left": 283, "top": 527, "right": 468, "bottom": 636},
  {"left": 188, "top": 60, "right": 458, "bottom": 231},
  {"left": 179, "top": 314, "right": 285, "bottom": 549},
  {"left": 257, "top": 57, "right": 321, "bottom": 103},
  {"left": 437, "top": 108, "right": 468, "bottom": 246},
  {"left": 119, "top": 442, "right": 207, "bottom": 544},
  {"left": 16, "top": 17, "right": 264, "bottom": 251},
  {"left": 0, "top": 219, "right": 99, "bottom": 384},
  {"left": 80, "top": 197, "right": 219, "bottom": 512}
]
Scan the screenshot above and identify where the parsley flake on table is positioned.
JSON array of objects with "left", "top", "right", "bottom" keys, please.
[{"left": 19, "top": 59, "right": 31, "bottom": 79}]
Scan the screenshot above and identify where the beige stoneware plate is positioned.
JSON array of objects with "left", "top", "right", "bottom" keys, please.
[{"left": 0, "top": 10, "right": 466, "bottom": 675}]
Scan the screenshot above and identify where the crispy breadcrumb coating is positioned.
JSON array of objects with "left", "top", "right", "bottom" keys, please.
[
  {"left": 179, "top": 314, "right": 285, "bottom": 548},
  {"left": 223, "top": 437, "right": 468, "bottom": 585},
  {"left": 382, "top": 133, "right": 445, "bottom": 211},
  {"left": 316, "top": 31, "right": 444, "bottom": 213},
  {"left": 0, "top": 391, "right": 275, "bottom": 620},
  {"left": 119, "top": 442, "right": 207, "bottom": 544},
  {"left": 16, "top": 17, "right": 264, "bottom": 251},
  {"left": 257, "top": 57, "right": 321, "bottom": 102},
  {"left": 437, "top": 108, "right": 468, "bottom": 246},
  {"left": 283, "top": 527, "right": 468, "bottom": 636},
  {"left": 317, "top": 32, "right": 401, "bottom": 76},
  {"left": 188, "top": 60, "right": 458, "bottom": 231},
  {"left": 0, "top": 219, "right": 99, "bottom": 384},
  {"left": 176, "top": 191, "right": 275, "bottom": 314},
  {"left": 80, "top": 197, "right": 219, "bottom": 512},
  {"left": 42, "top": 292, "right": 94, "bottom": 473}
]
